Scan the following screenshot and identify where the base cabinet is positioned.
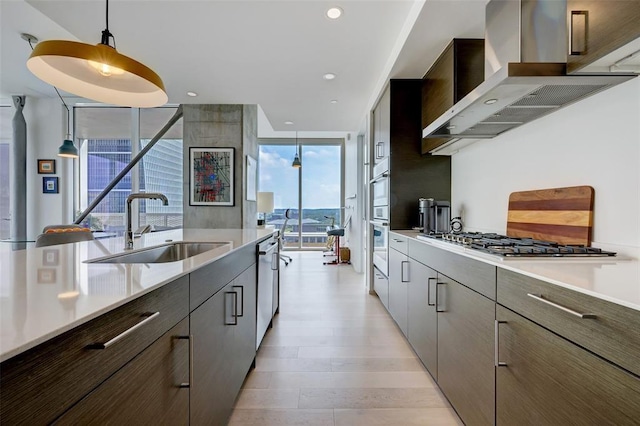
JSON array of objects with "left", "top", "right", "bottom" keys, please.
[
  {"left": 496, "top": 306, "right": 640, "bottom": 425},
  {"left": 55, "top": 318, "right": 190, "bottom": 425},
  {"left": 388, "top": 247, "right": 409, "bottom": 335},
  {"left": 373, "top": 266, "right": 389, "bottom": 309},
  {"left": 407, "top": 259, "right": 438, "bottom": 380},
  {"left": 190, "top": 266, "right": 256, "bottom": 425},
  {"left": 436, "top": 274, "right": 495, "bottom": 426}
]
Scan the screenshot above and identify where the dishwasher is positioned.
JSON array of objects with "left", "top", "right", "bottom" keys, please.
[{"left": 257, "top": 236, "right": 278, "bottom": 349}]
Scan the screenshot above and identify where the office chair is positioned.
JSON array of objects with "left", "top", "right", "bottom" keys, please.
[{"left": 279, "top": 209, "right": 293, "bottom": 266}]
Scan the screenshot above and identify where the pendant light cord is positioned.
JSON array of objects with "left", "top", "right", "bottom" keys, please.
[
  {"left": 26, "top": 38, "right": 71, "bottom": 139},
  {"left": 101, "top": 0, "right": 116, "bottom": 48}
]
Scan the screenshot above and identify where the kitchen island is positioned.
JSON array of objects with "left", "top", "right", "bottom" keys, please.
[{"left": 0, "top": 228, "right": 276, "bottom": 425}]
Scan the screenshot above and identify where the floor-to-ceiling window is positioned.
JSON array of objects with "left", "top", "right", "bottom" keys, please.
[
  {"left": 259, "top": 139, "right": 343, "bottom": 250},
  {"left": 75, "top": 106, "right": 183, "bottom": 235}
]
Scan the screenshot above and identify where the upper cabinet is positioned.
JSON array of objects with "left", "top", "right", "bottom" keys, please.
[
  {"left": 567, "top": 0, "right": 640, "bottom": 74},
  {"left": 373, "top": 80, "right": 451, "bottom": 229},
  {"left": 421, "top": 39, "right": 484, "bottom": 154},
  {"left": 372, "top": 87, "right": 391, "bottom": 164}
]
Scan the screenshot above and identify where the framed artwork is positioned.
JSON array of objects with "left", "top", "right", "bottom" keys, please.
[
  {"left": 42, "top": 249, "right": 59, "bottom": 266},
  {"left": 189, "top": 147, "right": 234, "bottom": 206},
  {"left": 43, "top": 176, "right": 59, "bottom": 194},
  {"left": 246, "top": 155, "right": 257, "bottom": 201},
  {"left": 37, "top": 268, "right": 57, "bottom": 284},
  {"left": 38, "top": 159, "right": 56, "bottom": 174}
]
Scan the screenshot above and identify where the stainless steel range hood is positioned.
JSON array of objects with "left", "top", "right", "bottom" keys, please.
[{"left": 422, "top": 0, "right": 637, "bottom": 143}]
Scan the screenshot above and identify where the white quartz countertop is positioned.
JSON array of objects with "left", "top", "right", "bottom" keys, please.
[
  {"left": 391, "top": 230, "right": 640, "bottom": 312},
  {"left": 0, "top": 228, "right": 276, "bottom": 362}
]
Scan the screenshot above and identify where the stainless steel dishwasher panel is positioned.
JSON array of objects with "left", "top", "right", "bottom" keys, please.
[{"left": 257, "top": 237, "right": 277, "bottom": 349}]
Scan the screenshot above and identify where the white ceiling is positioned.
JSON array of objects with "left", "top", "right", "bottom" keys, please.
[{"left": 0, "top": 0, "right": 487, "bottom": 134}]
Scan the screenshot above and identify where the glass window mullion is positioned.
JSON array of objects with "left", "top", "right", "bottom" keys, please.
[{"left": 131, "top": 108, "right": 140, "bottom": 230}]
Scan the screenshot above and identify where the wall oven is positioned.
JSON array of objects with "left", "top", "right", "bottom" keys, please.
[{"left": 371, "top": 158, "right": 389, "bottom": 276}]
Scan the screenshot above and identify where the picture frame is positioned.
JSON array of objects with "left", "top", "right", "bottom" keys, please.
[
  {"left": 246, "top": 155, "right": 257, "bottom": 201},
  {"left": 43, "top": 176, "right": 59, "bottom": 194},
  {"left": 37, "top": 268, "right": 57, "bottom": 284},
  {"left": 42, "top": 249, "right": 59, "bottom": 266},
  {"left": 38, "top": 159, "right": 56, "bottom": 174},
  {"left": 189, "top": 147, "right": 235, "bottom": 206}
]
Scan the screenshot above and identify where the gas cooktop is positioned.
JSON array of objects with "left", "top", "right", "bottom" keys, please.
[{"left": 419, "top": 232, "right": 616, "bottom": 258}]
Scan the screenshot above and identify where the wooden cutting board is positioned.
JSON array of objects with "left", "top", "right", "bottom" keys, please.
[{"left": 506, "top": 186, "right": 594, "bottom": 246}]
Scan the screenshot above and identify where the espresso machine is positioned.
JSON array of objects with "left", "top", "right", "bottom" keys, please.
[{"left": 419, "top": 198, "right": 451, "bottom": 235}]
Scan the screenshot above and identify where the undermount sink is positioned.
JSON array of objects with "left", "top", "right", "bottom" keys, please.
[{"left": 86, "top": 242, "right": 230, "bottom": 264}]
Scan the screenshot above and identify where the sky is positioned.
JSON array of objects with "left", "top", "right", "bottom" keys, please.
[{"left": 259, "top": 144, "right": 341, "bottom": 210}]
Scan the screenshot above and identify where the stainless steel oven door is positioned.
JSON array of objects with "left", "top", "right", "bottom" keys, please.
[
  {"left": 372, "top": 176, "right": 389, "bottom": 207},
  {"left": 371, "top": 220, "right": 388, "bottom": 276}
]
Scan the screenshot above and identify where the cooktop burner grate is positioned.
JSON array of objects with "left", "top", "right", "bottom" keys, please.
[{"left": 423, "top": 232, "right": 616, "bottom": 257}]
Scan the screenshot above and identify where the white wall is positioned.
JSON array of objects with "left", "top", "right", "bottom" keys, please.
[
  {"left": 343, "top": 132, "right": 363, "bottom": 272},
  {"left": 451, "top": 78, "right": 640, "bottom": 257},
  {"left": 23, "top": 97, "right": 74, "bottom": 238}
]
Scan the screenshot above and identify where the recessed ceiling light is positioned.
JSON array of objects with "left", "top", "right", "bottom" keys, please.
[
  {"left": 323, "top": 73, "right": 336, "bottom": 80},
  {"left": 326, "top": 7, "right": 343, "bottom": 19},
  {"left": 285, "top": 121, "right": 294, "bottom": 125},
  {"left": 187, "top": 91, "right": 198, "bottom": 97},
  {"left": 330, "top": 99, "right": 338, "bottom": 104},
  {"left": 484, "top": 99, "right": 498, "bottom": 105}
]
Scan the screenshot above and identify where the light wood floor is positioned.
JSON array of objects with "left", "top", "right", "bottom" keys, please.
[{"left": 229, "top": 251, "right": 463, "bottom": 426}]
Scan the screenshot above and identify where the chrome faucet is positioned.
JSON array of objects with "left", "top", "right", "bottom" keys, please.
[{"left": 125, "top": 192, "right": 168, "bottom": 249}]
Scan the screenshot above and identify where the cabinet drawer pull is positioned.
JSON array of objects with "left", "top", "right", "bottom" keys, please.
[
  {"left": 401, "top": 261, "right": 409, "bottom": 282},
  {"left": 89, "top": 312, "right": 160, "bottom": 349},
  {"left": 527, "top": 293, "right": 596, "bottom": 319},
  {"left": 427, "top": 277, "right": 436, "bottom": 306},
  {"left": 435, "top": 282, "right": 446, "bottom": 312},
  {"left": 392, "top": 238, "right": 405, "bottom": 243},
  {"left": 178, "top": 335, "right": 193, "bottom": 389},
  {"left": 225, "top": 291, "right": 238, "bottom": 325},
  {"left": 376, "top": 142, "right": 384, "bottom": 159},
  {"left": 233, "top": 285, "right": 244, "bottom": 317},
  {"left": 570, "top": 10, "right": 588, "bottom": 55},
  {"left": 495, "top": 320, "right": 508, "bottom": 367}
]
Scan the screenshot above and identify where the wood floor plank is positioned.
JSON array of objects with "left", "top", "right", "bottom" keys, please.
[{"left": 231, "top": 252, "right": 462, "bottom": 425}]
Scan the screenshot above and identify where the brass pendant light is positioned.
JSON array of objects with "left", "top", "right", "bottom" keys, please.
[
  {"left": 26, "top": 0, "right": 167, "bottom": 108},
  {"left": 292, "top": 131, "right": 302, "bottom": 168}
]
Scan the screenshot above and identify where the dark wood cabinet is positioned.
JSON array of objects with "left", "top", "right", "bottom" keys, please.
[
  {"left": 421, "top": 39, "right": 484, "bottom": 154},
  {"left": 437, "top": 273, "right": 495, "bottom": 426},
  {"left": 497, "top": 268, "right": 640, "bottom": 377},
  {"left": 372, "top": 86, "right": 390, "bottom": 164},
  {"left": 407, "top": 258, "right": 438, "bottom": 380},
  {"left": 190, "top": 265, "right": 257, "bottom": 426},
  {"left": 496, "top": 305, "right": 640, "bottom": 425},
  {"left": 0, "top": 276, "right": 189, "bottom": 425},
  {"left": 0, "top": 240, "right": 266, "bottom": 426},
  {"left": 567, "top": 1, "right": 640, "bottom": 73},
  {"left": 376, "top": 80, "right": 451, "bottom": 230},
  {"left": 55, "top": 318, "right": 190, "bottom": 425}
]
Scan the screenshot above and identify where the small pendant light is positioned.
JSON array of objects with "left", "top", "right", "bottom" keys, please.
[
  {"left": 292, "top": 131, "right": 302, "bottom": 168},
  {"left": 23, "top": 33, "right": 79, "bottom": 158},
  {"left": 58, "top": 104, "right": 78, "bottom": 158}
]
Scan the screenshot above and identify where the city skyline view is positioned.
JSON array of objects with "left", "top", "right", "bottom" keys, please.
[{"left": 258, "top": 144, "right": 341, "bottom": 210}]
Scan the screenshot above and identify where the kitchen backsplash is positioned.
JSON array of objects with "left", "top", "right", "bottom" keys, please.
[{"left": 451, "top": 78, "right": 639, "bottom": 258}]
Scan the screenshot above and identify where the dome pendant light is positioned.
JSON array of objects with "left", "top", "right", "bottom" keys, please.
[
  {"left": 58, "top": 105, "right": 78, "bottom": 158},
  {"left": 292, "top": 131, "right": 302, "bottom": 168},
  {"left": 26, "top": 0, "right": 167, "bottom": 108}
]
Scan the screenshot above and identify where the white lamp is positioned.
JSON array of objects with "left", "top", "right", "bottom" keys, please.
[{"left": 257, "top": 192, "right": 274, "bottom": 227}]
